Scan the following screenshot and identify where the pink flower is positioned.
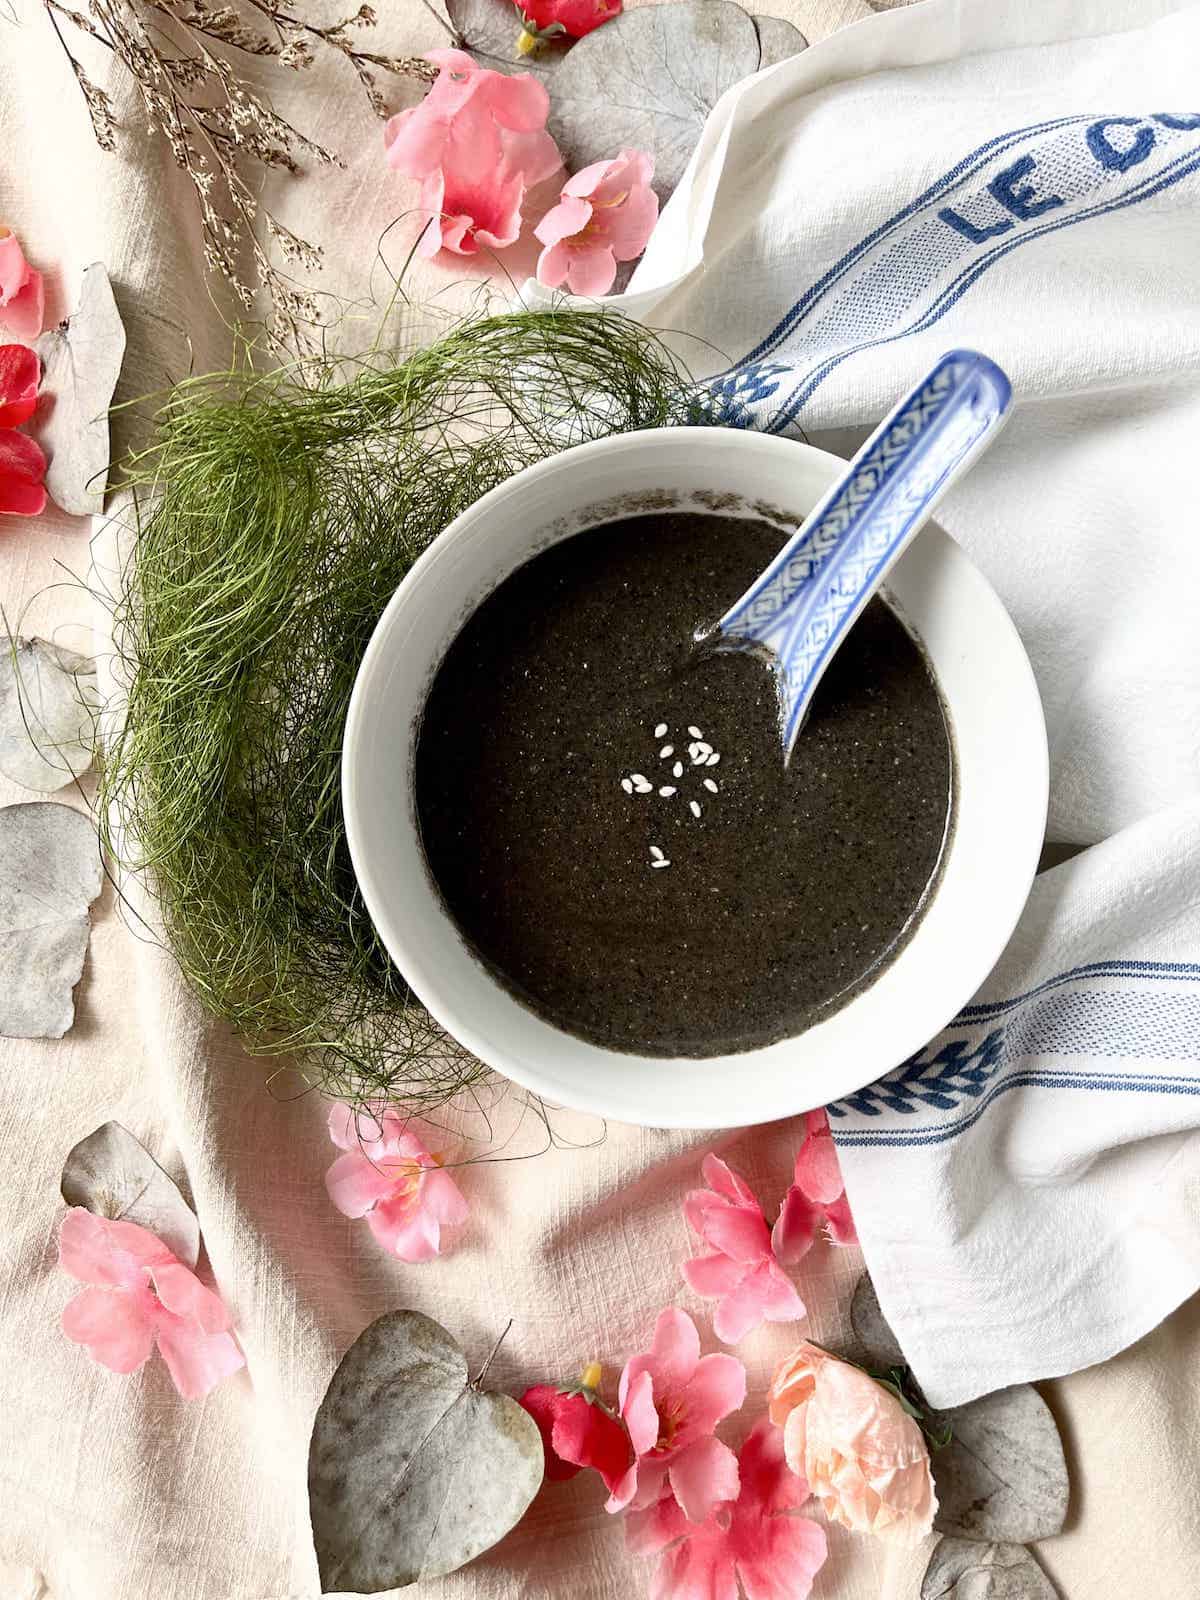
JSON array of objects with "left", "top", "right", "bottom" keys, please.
[
  {"left": 520, "top": 1366, "right": 632, "bottom": 1493},
  {"left": 384, "top": 49, "right": 561, "bottom": 258},
  {"left": 681, "top": 1154, "right": 806, "bottom": 1345},
  {"left": 534, "top": 147, "right": 658, "bottom": 296},
  {"left": 0, "top": 343, "right": 46, "bottom": 517},
  {"left": 58, "top": 1208, "right": 245, "bottom": 1400},
  {"left": 518, "top": 0, "right": 622, "bottom": 46},
  {"left": 771, "top": 1109, "right": 857, "bottom": 1264},
  {"left": 769, "top": 1342, "right": 936, "bottom": 1544},
  {"left": 324, "top": 1102, "right": 468, "bottom": 1263},
  {"left": 608, "top": 1307, "right": 746, "bottom": 1523},
  {"left": 627, "top": 1420, "right": 828, "bottom": 1600},
  {"left": 0, "top": 227, "right": 44, "bottom": 342}
]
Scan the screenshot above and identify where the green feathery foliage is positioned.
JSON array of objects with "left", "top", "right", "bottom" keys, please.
[{"left": 100, "top": 307, "right": 701, "bottom": 1111}]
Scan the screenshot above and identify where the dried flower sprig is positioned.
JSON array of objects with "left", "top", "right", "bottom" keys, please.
[{"left": 42, "top": 0, "right": 445, "bottom": 349}]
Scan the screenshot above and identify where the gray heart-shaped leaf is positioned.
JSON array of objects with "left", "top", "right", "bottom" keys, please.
[
  {"left": 309, "top": 1310, "right": 543, "bottom": 1592},
  {"left": 932, "top": 1385, "right": 1069, "bottom": 1544},
  {"left": 0, "top": 638, "right": 99, "bottom": 792},
  {"left": 543, "top": 0, "right": 763, "bottom": 201},
  {"left": 923, "top": 1538, "right": 1061, "bottom": 1599},
  {"left": 61, "top": 1122, "right": 200, "bottom": 1266},
  {"left": 0, "top": 801, "right": 102, "bottom": 1038},
  {"left": 35, "top": 262, "right": 126, "bottom": 517},
  {"left": 751, "top": 13, "right": 807, "bottom": 69},
  {"left": 850, "top": 1272, "right": 906, "bottom": 1368}
]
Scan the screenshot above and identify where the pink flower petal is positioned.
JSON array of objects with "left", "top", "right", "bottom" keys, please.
[
  {"left": 62, "top": 1285, "right": 155, "bottom": 1374},
  {"left": 738, "top": 1513, "right": 827, "bottom": 1600},
  {"left": 680, "top": 1352, "right": 746, "bottom": 1434},
  {"left": 711, "top": 1257, "right": 802, "bottom": 1346},
  {"left": 367, "top": 1190, "right": 441, "bottom": 1261},
  {"left": 668, "top": 1433, "right": 740, "bottom": 1523},
  {"left": 476, "top": 68, "right": 553, "bottom": 135},
  {"left": 770, "top": 1185, "right": 820, "bottom": 1266},
  {"left": 562, "top": 155, "right": 621, "bottom": 201},
  {"left": 792, "top": 1110, "right": 845, "bottom": 1205},
  {"left": 625, "top": 1489, "right": 690, "bottom": 1555},
  {"left": 324, "top": 1149, "right": 396, "bottom": 1217},
  {"left": 58, "top": 1208, "right": 171, "bottom": 1286},
  {"left": 699, "top": 1154, "right": 758, "bottom": 1208},
  {"left": 685, "top": 1191, "right": 771, "bottom": 1264},
  {"left": 0, "top": 425, "right": 47, "bottom": 516},
  {"left": 0, "top": 232, "right": 44, "bottom": 342},
  {"left": 0, "top": 343, "right": 40, "bottom": 428},
  {"left": 150, "top": 1261, "right": 231, "bottom": 1335},
  {"left": 824, "top": 1191, "right": 858, "bottom": 1246},
  {"left": 563, "top": 243, "right": 617, "bottom": 297},
  {"left": 608, "top": 182, "right": 658, "bottom": 260},
  {"left": 622, "top": 1367, "right": 659, "bottom": 1456},
  {"left": 155, "top": 1322, "right": 246, "bottom": 1400},
  {"left": 622, "top": 1307, "right": 701, "bottom": 1406},
  {"left": 759, "top": 1261, "right": 806, "bottom": 1324},
  {"left": 421, "top": 1166, "right": 468, "bottom": 1227},
  {"left": 533, "top": 194, "right": 594, "bottom": 249},
  {"left": 734, "top": 1416, "right": 809, "bottom": 1514},
  {"left": 535, "top": 239, "right": 572, "bottom": 290},
  {"left": 682, "top": 1251, "right": 747, "bottom": 1300},
  {"left": 605, "top": 1458, "right": 641, "bottom": 1514}
]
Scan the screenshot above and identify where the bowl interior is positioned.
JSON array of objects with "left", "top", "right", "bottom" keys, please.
[{"left": 342, "top": 428, "right": 1047, "bottom": 1129}]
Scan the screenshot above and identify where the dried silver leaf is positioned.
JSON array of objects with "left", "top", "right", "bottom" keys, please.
[
  {"left": 850, "top": 1272, "right": 906, "bottom": 1368},
  {"left": 932, "top": 1385, "right": 1069, "bottom": 1544},
  {"left": 0, "top": 638, "right": 100, "bottom": 792},
  {"left": 309, "top": 1310, "right": 543, "bottom": 1592},
  {"left": 61, "top": 1121, "right": 200, "bottom": 1267},
  {"left": 751, "top": 12, "right": 807, "bottom": 68},
  {"left": 35, "top": 263, "right": 126, "bottom": 517},
  {"left": 543, "top": 1, "right": 763, "bottom": 201},
  {"left": 923, "top": 1538, "right": 1061, "bottom": 1599},
  {"left": 0, "top": 801, "right": 102, "bottom": 1038}
]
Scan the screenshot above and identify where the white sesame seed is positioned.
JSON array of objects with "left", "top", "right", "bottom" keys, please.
[
  {"left": 650, "top": 845, "right": 665, "bottom": 860},
  {"left": 659, "top": 744, "right": 674, "bottom": 758},
  {"left": 688, "top": 725, "right": 703, "bottom": 738},
  {"left": 654, "top": 723, "right": 668, "bottom": 738},
  {"left": 672, "top": 761, "right": 683, "bottom": 777},
  {"left": 689, "top": 800, "right": 701, "bottom": 818},
  {"left": 651, "top": 858, "right": 671, "bottom": 869},
  {"left": 703, "top": 778, "right": 718, "bottom": 793},
  {"left": 621, "top": 778, "right": 633, "bottom": 794},
  {"left": 704, "top": 753, "right": 720, "bottom": 766},
  {"left": 659, "top": 785, "right": 676, "bottom": 797}
]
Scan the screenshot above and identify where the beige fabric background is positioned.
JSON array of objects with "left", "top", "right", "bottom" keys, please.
[{"left": 0, "top": 0, "right": 1193, "bottom": 1596}]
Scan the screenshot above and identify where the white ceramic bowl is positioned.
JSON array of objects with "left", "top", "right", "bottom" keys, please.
[{"left": 343, "top": 428, "right": 1047, "bottom": 1129}]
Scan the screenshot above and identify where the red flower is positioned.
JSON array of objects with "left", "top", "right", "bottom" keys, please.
[
  {"left": 520, "top": 1365, "right": 632, "bottom": 1493},
  {"left": 518, "top": 0, "right": 621, "bottom": 47},
  {"left": 0, "top": 343, "right": 46, "bottom": 517}
]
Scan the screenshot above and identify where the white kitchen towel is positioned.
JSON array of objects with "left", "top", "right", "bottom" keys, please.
[{"left": 527, "top": 0, "right": 1200, "bottom": 1405}]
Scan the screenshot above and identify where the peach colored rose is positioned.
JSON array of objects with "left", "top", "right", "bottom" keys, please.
[{"left": 768, "top": 1341, "right": 936, "bottom": 1544}]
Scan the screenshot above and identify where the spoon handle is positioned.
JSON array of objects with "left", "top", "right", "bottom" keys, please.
[{"left": 714, "top": 348, "right": 1012, "bottom": 759}]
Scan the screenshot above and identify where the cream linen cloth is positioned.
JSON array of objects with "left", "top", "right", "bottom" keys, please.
[{"left": 2, "top": 2, "right": 1198, "bottom": 1598}]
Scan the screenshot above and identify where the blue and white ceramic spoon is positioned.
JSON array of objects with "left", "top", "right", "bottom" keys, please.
[{"left": 711, "top": 349, "right": 1013, "bottom": 759}]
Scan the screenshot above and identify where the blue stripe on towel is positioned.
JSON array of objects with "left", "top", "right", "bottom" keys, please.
[{"left": 827, "top": 962, "right": 1200, "bottom": 1143}]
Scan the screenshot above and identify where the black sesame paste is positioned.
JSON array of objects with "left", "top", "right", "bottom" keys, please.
[{"left": 415, "top": 513, "right": 953, "bottom": 1057}]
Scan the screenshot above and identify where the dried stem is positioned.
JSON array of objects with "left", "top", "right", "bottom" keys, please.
[{"left": 43, "top": 0, "right": 438, "bottom": 352}]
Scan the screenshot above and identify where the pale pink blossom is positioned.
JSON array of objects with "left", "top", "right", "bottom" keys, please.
[
  {"left": 681, "top": 1154, "right": 805, "bottom": 1345},
  {"left": 58, "top": 1208, "right": 245, "bottom": 1400},
  {"left": 534, "top": 147, "right": 658, "bottom": 296},
  {"left": 769, "top": 1341, "right": 936, "bottom": 1544},
  {"left": 771, "top": 1109, "right": 857, "bottom": 1264},
  {"left": 607, "top": 1306, "right": 745, "bottom": 1523},
  {"left": 325, "top": 1102, "right": 468, "bottom": 1262},
  {"left": 627, "top": 1421, "right": 828, "bottom": 1600},
  {"left": 384, "top": 49, "right": 560, "bottom": 258},
  {"left": 0, "top": 227, "right": 44, "bottom": 341}
]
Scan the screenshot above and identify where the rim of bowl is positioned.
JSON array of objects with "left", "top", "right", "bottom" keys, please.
[{"left": 343, "top": 427, "right": 1049, "bottom": 1128}]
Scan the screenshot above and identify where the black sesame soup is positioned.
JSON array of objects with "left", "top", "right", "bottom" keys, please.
[{"left": 414, "top": 512, "right": 953, "bottom": 1057}]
